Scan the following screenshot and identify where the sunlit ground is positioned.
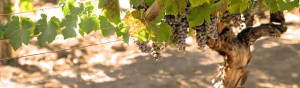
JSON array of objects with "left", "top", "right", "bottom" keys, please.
[{"left": 0, "top": 0, "right": 300, "bottom": 88}]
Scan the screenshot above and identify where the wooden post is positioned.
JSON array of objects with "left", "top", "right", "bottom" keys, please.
[{"left": 0, "top": 0, "right": 12, "bottom": 63}]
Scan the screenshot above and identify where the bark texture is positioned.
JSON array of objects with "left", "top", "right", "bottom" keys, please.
[{"left": 210, "top": 12, "right": 286, "bottom": 88}]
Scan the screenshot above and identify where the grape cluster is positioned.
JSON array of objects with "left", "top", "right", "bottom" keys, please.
[
  {"left": 151, "top": 42, "right": 161, "bottom": 60},
  {"left": 135, "top": 41, "right": 163, "bottom": 60},
  {"left": 177, "top": 16, "right": 189, "bottom": 50},
  {"left": 195, "top": 25, "right": 207, "bottom": 49},
  {"left": 135, "top": 41, "right": 151, "bottom": 53},
  {"left": 164, "top": 3, "right": 190, "bottom": 51},
  {"left": 206, "top": 15, "right": 218, "bottom": 39}
]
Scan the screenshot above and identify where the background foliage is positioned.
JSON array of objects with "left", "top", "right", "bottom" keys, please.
[{"left": 0, "top": 0, "right": 299, "bottom": 50}]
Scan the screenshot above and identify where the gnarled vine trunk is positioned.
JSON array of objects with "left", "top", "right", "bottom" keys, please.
[{"left": 210, "top": 12, "right": 287, "bottom": 88}]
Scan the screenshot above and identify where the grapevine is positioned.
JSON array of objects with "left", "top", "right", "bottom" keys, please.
[{"left": 0, "top": 0, "right": 298, "bottom": 87}]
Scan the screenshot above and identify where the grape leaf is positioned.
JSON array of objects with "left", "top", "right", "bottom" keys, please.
[
  {"left": 228, "top": 0, "right": 249, "bottom": 13},
  {"left": 153, "top": 22, "right": 172, "bottom": 44},
  {"left": 124, "top": 10, "right": 147, "bottom": 36},
  {"left": 187, "top": 4, "right": 211, "bottom": 27},
  {"left": 99, "top": 16, "right": 115, "bottom": 37},
  {"left": 79, "top": 14, "right": 100, "bottom": 35},
  {"left": 136, "top": 28, "right": 150, "bottom": 41},
  {"left": 98, "top": 0, "right": 121, "bottom": 25},
  {"left": 20, "top": 0, "right": 34, "bottom": 12},
  {"left": 116, "top": 23, "right": 130, "bottom": 44},
  {"left": 70, "top": 3, "right": 84, "bottom": 15},
  {"left": 98, "top": 0, "right": 106, "bottom": 8},
  {"left": 37, "top": 17, "right": 59, "bottom": 47},
  {"left": 131, "top": 10, "right": 143, "bottom": 20},
  {"left": 61, "top": 0, "right": 83, "bottom": 15},
  {"left": 5, "top": 16, "right": 32, "bottom": 50},
  {"left": 61, "top": 15, "right": 78, "bottom": 39},
  {"left": 189, "top": 0, "right": 210, "bottom": 7},
  {"left": 164, "top": 0, "right": 187, "bottom": 15},
  {"left": 145, "top": 0, "right": 155, "bottom": 6},
  {"left": 124, "top": 10, "right": 150, "bottom": 42},
  {"left": 83, "top": 1, "right": 94, "bottom": 14},
  {"left": 122, "top": 31, "right": 130, "bottom": 44},
  {"left": 210, "top": 0, "right": 227, "bottom": 14},
  {"left": 62, "top": 0, "right": 75, "bottom": 15},
  {"left": 0, "top": 21, "right": 4, "bottom": 30},
  {"left": 116, "top": 24, "right": 127, "bottom": 37},
  {"left": 59, "top": 0, "right": 66, "bottom": 6},
  {"left": 0, "top": 20, "right": 5, "bottom": 39},
  {"left": 130, "top": 0, "right": 144, "bottom": 7},
  {"left": 34, "top": 14, "right": 47, "bottom": 35},
  {"left": 278, "top": 0, "right": 299, "bottom": 11},
  {"left": 265, "top": 0, "right": 280, "bottom": 13}
]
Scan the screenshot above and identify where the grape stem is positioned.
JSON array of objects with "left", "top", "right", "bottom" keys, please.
[{"left": 208, "top": 12, "right": 286, "bottom": 88}]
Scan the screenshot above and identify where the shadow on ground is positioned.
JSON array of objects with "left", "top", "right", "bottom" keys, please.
[
  {"left": 40, "top": 38, "right": 300, "bottom": 88},
  {"left": 1, "top": 38, "right": 300, "bottom": 88}
]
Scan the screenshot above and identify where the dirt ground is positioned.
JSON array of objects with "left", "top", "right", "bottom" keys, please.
[{"left": 1, "top": 1, "right": 300, "bottom": 88}]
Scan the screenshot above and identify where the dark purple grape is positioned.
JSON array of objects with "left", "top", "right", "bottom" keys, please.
[
  {"left": 164, "top": 11, "right": 190, "bottom": 50},
  {"left": 135, "top": 41, "right": 151, "bottom": 53},
  {"left": 206, "top": 15, "right": 218, "bottom": 39},
  {"left": 195, "top": 25, "right": 207, "bottom": 49},
  {"left": 151, "top": 42, "right": 161, "bottom": 60}
]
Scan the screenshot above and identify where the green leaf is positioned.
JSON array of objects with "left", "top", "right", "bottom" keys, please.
[
  {"left": 210, "top": 0, "right": 227, "bottom": 14},
  {"left": 122, "top": 31, "right": 130, "bottom": 44},
  {"left": 61, "top": 15, "right": 78, "bottom": 39},
  {"left": 116, "top": 24, "right": 128, "bottom": 37},
  {"left": 59, "top": 0, "right": 66, "bottom": 6},
  {"left": 164, "top": 0, "right": 187, "bottom": 15},
  {"left": 83, "top": 1, "right": 94, "bottom": 14},
  {"left": 265, "top": 0, "right": 280, "bottom": 13},
  {"left": 130, "top": 0, "right": 144, "bottom": 7},
  {"left": 34, "top": 14, "right": 47, "bottom": 35},
  {"left": 153, "top": 22, "right": 172, "bottom": 44},
  {"left": 228, "top": 0, "right": 249, "bottom": 13},
  {"left": 0, "top": 21, "right": 5, "bottom": 39},
  {"left": 136, "top": 28, "right": 150, "bottom": 41},
  {"left": 98, "top": 0, "right": 121, "bottom": 25},
  {"left": 187, "top": 4, "right": 211, "bottom": 27},
  {"left": 62, "top": 0, "right": 75, "bottom": 15},
  {"left": 79, "top": 14, "right": 100, "bottom": 35},
  {"left": 37, "top": 17, "right": 59, "bottom": 47},
  {"left": 5, "top": 16, "right": 32, "bottom": 50},
  {"left": 62, "top": 26, "right": 77, "bottom": 39},
  {"left": 278, "top": 0, "right": 299, "bottom": 11},
  {"left": 50, "top": 16, "right": 61, "bottom": 26},
  {"left": 189, "top": 0, "right": 210, "bottom": 7},
  {"left": 146, "top": 0, "right": 155, "bottom": 6},
  {"left": 99, "top": 16, "right": 115, "bottom": 37},
  {"left": 98, "top": 0, "right": 106, "bottom": 8},
  {"left": 61, "top": 0, "right": 83, "bottom": 15},
  {"left": 69, "top": 3, "right": 84, "bottom": 15},
  {"left": 116, "top": 23, "right": 130, "bottom": 44},
  {"left": 20, "top": 0, "right": 34, "bottom": 12},
  {"left": 0, "top": 20, "right": 5, "bottom": 31}
]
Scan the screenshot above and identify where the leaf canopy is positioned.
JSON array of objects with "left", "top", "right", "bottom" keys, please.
[{"left": 5, "top": 16, "right": 33, "bottom": 50}]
